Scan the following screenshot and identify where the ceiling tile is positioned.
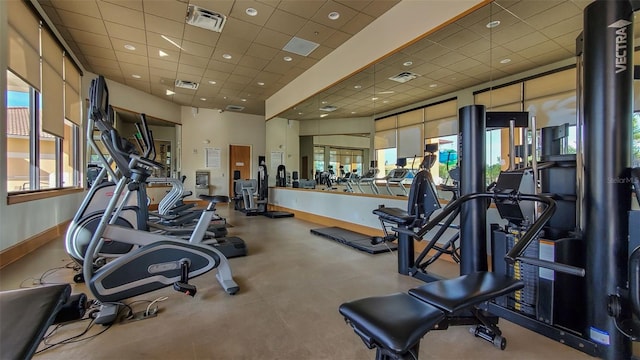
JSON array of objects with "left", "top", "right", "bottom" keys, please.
[
  {"left": 254, "top": 28, "right": 291, "bottom": 49},
  {"left": 203, "top": 69, "right": 230, "bottom": 83},
  {"left": 227, "top": 73, "right": 253, "bottom": 85},
  {"left": 147, "top": 45, "right": 180, "bottom": 60},
  {"left": 339, "top": 12, "right": 374, "bottom": 35},
  {"left": 145, "top": 14, "right": 185, "bottom": 39},
  {"left": 264, "top": 9, "right": 307, "bottom": 36},
  {"left": 48, "top": 0, "right": 101, "bottom": 18},
  {"left": 311, "top": 1, "right": 358, "bottom": 30},
  {"left": 67, "top": 28, "right": 112, "bottom": 48},
  {"left": 238, "top": 55, "right": 270, "bottom": 70},
  {"left": 233, "top": 65, "right": 261, "bottom": 78},
  {"left": 216, "top": 35, "right": 253, "bottom": 54},
  {"left": 440, "top": 29, "right": 484, "bottom": 50},
  {"left": 178, "top": 53, "right": 209, "bottom": 68},
  {"left": 146, "top": 32, "right": 183, "bottom": 50},
  {"left": 78, "top": 44, "right": 117, "bottom": 60},
  {"left": 360, "top": 0, "right": 399, "bottom": 18},
  {"left": 502, "top": 31, "right": 550, "bottom": 53},
  {"left": 115, "top": 50, "right": 149, "bottom": 66},
  {"left": 296, "top": 21, "right": 334, "bottom": 43},
  {"left": 207, "top": 59, "right": 236, "bottom": 73},
  {"left": 526, "top": 2, "right": 581, "bottom": 31},
  {"left": 322, "top": 29, "right": 350, "bottom": 49},
  {"left": 110, "top": 38, "right": 148, "bottom": 56},
  {"left": 149, "top": 67, "right": 177, "bottom": 81},
  {"left": 124, "top": 79, "right": 151, "bottom": 92},
  {"left": 306, "top": 45, "right": 332, "bottom": 60},
  {"left": 245, "top": 43, "right": 279, "bottom": 60},
  {"left": 142, "top": 0, "right": 189, "bottom": 22},
  {"left": 97, "top": 1, "right": 144, "bottom": 29},
  {"left": 86, "top": 56, "right": 121, "bottom": 70},
  {"left": 56, "top": 8, "right": 108, "bottom": 34},
  {"left": 177, "top": 63, "right": 206, "bottom": 77},
  {"left": 183, "top": 25, "right": 221, "bottom": 47},
  {"left": 149, "top": 58, "right": 179, "bottom": 72},
  {"left": 507, "top": 0, "right": 565, "bottom": 20},
  {"left": 180, "top": 41, "right": 214, "bottom": 58},
  {"left": 105, "top": 22, "right": 146, "bottom": 43},
  {"left": 229, "top": 1, "right": 276, "bottom": 27},
  {"left": 190, "top": 0, "right": 234, "bottom": 15},
  {"left": 101, "top": 0, "right": 143, "bottom": 11},
  {"left": 222, "top": 18, "right": 262, "bottom": 42},
  {"left": 119, "top": 63, "right": 150, "bottom": 78},
  {"left": 277, "top": 0, "right": 324, "bottom": 18}
]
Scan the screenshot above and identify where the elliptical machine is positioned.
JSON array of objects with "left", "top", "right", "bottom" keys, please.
[{"left": 71, "top": 77, "right": 239, "bottom": 324}]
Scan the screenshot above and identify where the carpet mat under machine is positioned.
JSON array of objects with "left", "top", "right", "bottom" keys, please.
[{"left": 310, "top": 227, "right": 397, "bottom": 254}]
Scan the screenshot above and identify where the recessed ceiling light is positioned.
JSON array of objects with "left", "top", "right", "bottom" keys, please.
[
  {"left": 241, "top": 98, "right": 247, "bottom": 102},
  {"left": 486, "top": 20, "right": 501, "bottom": 28},
  {"left": 283, "top": 56, "right": 293, "bottom": 62},
  {"left": 257, "top": 82, "right": 265, "bottom": 86},
  {"left": 246, "top": 8, "right": 258, "bottom": 16},
  {"left": 371, "top": 97, "right": 378, "bottom": 101},
  {"left": 166, "top": 89, "right": 175, "bottom": 95},
  {"left": 158, "top": 50, "right": 169, "bottom": 57},
  {"left": 500, "top": 58, "right": 512, "bottom": 64},
  {"left": 320, "top": 113, "right": 329, "bottom": 118},
  {"left": 222, "top": 53, "right": 232, "bottom": 59},
  {"left": 377, "top": 91, "right": 395, "bottom": 94},
  {"left": 131, "top": 74, "right": 141, "bottom": 79},
  {"left": 403, "top": 61, "right": 413, "bottom": 66},
  {"left": 321, "top": 101, "right": 328, "bottom": 104},
  {"left": 383, "top": 100, "right": 389, "bottom": 104},
  {"left": 298, "top": 112, "right": 303, "bottom": 115},
  {"left": 351, "top": 111, "right": 357, "bottom": 114},
  {"left": 200, "top": 97, "right": 207, "bottom": 101},
  {"left": 208, "top": 80, "right": 217, "bottom": 85},
  {"left": 124, "top": 44, "right": 136, "bottom": 51},
  {"left": 354, "top": 85, "right": 362, "bottom": 89},
  {"left": 429, "top": 84, "right": 438, "bottom": 88},
  {"left": 328, "top": 11, "right": 340, "bottom": 20}
]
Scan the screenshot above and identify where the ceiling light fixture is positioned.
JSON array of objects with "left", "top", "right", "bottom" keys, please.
[
  {"left": 403, "top": 61, "right": 413, "bottom": 66},
  {"left": 371, "top": 97, "right": 378, "bottom": 101},
  {"left": 486, "top": 20, "right": 501, "bottom": 28},
  {"left": 200, "top": 97, "right": 206, "bottom": 101},
  {"left": 298, "top": 112, "right": 303, "bottom": 115},
  {"left": 246, "top": 8, "right": 258, "bottom": 16},
  {"left": 131, "top": 74, "right": 141, "bottom": 79},
  {"left": 158, "top": 50, "right": 169, "bottom": 57},
  {"left": 328, "top": 11, "right": 340, "bottom": 20},
  {"left": 166, "top": 89, "right": 175, "bottom": 95},
  {"left": 257, "top": 82, "right": 265, "bottom": 86},
  {"left": 283, "top": 56, "right": 293, "bottom": 62},
  {"left": 161, "top": 35, "right": 184, "bottom": 50},
  {"left": 241, "top": 98, "right": 247, "bottom": 102},
  {"left": 429, "top": 84, "right": 438, "bottom": 88},
  {"left": 320, "top": 114, "right": 329, "bottom": 118},
  {"left": 222, "top": 53, "right": 232, "bottom": 59},
  {"left": 124, "top": 44, "right": 136, "bottom": 51},
  {"left": 208, "top": 80, "right": 217, "bottom": 85},
  {"left": 500, "top": 58, "right": 512, "bottom": 64},
  {"left": 354, "top": 85, "right": 362, "bottom": 89}
]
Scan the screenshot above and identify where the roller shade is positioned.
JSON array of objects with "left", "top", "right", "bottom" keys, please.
[
  {"left": 7, "top": 0, "right": 40, "bottom": 90},
  {"left": 425, "top": 117, "right": 458, "bottom": 139},
  {"left": 374, "top": 129, "right": 396, "bottom": 149},
  {"left": 524, "top": 91, "right": 576, "bottom": 129},
  {"left": 64, "top": 56, "right": 82, "bottom": 125},
  {"left": 475, "top": 83, "right": 522, "bottom": 109},
  {"left": 397, "top": 109, "right": 423, "bottom": 127},
  {"left": 375, "top": 116, "right": 396, "bottom": 131},
  {"left": 42, "top": 61, "right": 65, "bottom": 137},
  {"left": 398, "top": 124, "right": 423, "bottom": 158}
]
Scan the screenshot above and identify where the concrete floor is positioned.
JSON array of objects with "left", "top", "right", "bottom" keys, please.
[{"left": 0, "top": 205, "right": 605, "bottom": 359}]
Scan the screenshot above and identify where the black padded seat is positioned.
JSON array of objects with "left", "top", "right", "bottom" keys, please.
[
  {"left": 339, "top": 292, "right": 445, "bottom": 354},
  {"left": 372, "top": 207, "right": 415, "bottom": 226},
  {"left": 0, "top": 284, "right": 71, "bottom": 360},
  {"left": 198, "top": 194, "right": 229, "bottom": 204},
  {"left": 408, "top": 272, "right": 524, "bottom": 313}
]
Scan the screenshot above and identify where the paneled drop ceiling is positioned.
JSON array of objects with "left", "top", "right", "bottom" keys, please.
[
  {"left": 36, "top": 0, "right": 400, "bottom": 116},
  {"left": 37, "top": 0, "right": 640, "bottom": 120}
]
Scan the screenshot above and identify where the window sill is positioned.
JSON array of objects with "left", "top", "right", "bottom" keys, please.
[{"left": 7, "top": 187, "right": 85, "bottom": 205}]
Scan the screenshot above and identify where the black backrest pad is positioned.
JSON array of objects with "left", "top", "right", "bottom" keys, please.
[{"left": 408, "top": 272, "right": 524, "bottom": 313}]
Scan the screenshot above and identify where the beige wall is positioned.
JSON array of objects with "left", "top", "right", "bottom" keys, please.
[
  {"left": 180, "top": 107, "right": 266, "bottom": 197},
  {"left": 265, "top": 118, "right": 300, "bottom": 186}
]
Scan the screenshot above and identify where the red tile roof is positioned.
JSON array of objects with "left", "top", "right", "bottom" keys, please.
[{"left": 7, "top": 107, "right": 55, "bottom": 138}]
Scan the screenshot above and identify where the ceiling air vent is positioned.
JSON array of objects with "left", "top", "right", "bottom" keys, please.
[
  {"left": 388, "top": 71, "right": 419, "bottom": 83},
  {"left": 319, "top": 105, "right": 337, "bottom": 112},
  {"left": 283, "top": 36, "right": 319, "bottom": 57},
  {"left": 175, "top": 79, "right": 199, "bottom": 90},
  {"left": 226, "top": 105, "right": 245, "bottom": 112},
  {"left": 186, "top": 5, "right": 227, "bottom": 33}
]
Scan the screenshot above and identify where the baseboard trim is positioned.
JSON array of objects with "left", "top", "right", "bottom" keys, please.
[{"left": 0, "top": 220, "right": 71, "bottom": 269}]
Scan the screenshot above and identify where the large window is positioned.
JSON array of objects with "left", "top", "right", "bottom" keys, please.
[{"left": 6, "top": 0, "right": 82, "bottom": 194}]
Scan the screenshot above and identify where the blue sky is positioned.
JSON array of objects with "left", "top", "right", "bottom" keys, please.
[{"left": 7, "top": 91, "right": 30, "bottom": 107}]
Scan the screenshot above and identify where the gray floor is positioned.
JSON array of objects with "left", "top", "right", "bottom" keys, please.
[{"left": 0, "top": 205, "right": 602, "bottom": 359}]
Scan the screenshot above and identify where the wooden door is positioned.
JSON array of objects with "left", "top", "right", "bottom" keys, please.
[
  {"left": 229, "top": 145, "right": 251, "bottom": 197},
  {"left": 301, "top": 156, "right": 309, "bottom": 180}
]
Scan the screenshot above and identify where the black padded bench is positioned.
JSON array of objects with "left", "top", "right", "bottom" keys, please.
[
  {"left": 339, "top": 272, "right": 524, "bottom": 360},
  {"left": 0, "top": 284, "right": 72, "bottom": 360}
]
